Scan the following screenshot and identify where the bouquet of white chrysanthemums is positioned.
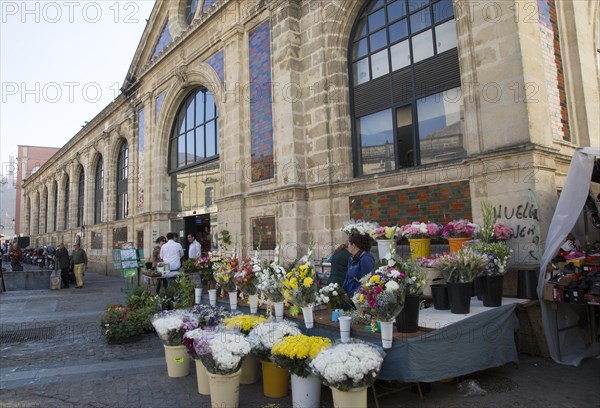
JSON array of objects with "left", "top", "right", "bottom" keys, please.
[{"left": 310, "top": 340, "right": 385, "bottom": 391}]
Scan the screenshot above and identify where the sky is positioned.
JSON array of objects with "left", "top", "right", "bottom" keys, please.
[{"left": 0, "top": 0, "right": 156, "bottom": 177}]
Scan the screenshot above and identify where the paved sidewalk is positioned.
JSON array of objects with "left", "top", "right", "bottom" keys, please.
[{"left": 0, "top": 269, "right": 599, "bottom": 407}]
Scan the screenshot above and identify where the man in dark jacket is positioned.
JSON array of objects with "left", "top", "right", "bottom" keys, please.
[{"left": 55, "top": 243, "right": 70, "bottom": 288}]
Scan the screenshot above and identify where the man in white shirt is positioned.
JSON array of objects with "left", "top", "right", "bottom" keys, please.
[
  {"left": 160, "top": 232, "right": 184, "bottom": 272},
  {"left": 187, "top": 233, "right": 201, "bottom": 259}
]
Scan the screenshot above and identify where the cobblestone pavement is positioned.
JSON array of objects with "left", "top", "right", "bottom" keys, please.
[{"left": 1, "top": 268, "right": 599, "bottom": 408}]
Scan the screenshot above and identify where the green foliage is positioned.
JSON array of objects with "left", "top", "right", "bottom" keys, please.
[
  {"left": 182, "top": 258, "right": 200, "bottom": 274},
  {"left": 174, "top": 273, "right": 196, "bottom": 309},
  {"left": 100, "top": 304, "right": 149, "bottom": 343},
  {"left": 481, "top": 201, "right": 496, "bottom": 243}
]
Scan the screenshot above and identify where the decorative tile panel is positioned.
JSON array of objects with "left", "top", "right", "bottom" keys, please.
[
  {"left": 155, "top": 93, "right": 164, "bottom": 122},
  {"left": 252, "top": 216, "right": 276, "bottom": 250},
  {"left": 349, "top": 181, "right": 472, "bottom": 226},
  {"left": 206, "top": 50, "right": 224, "bottom": 86},
  {"left": 202, "top": 0, "right": 216, "bottom": 14},
  {"left": 137, "top": 108, "right": 145, "bottom": 210},
  {"left": 537, "top": 0, "right": 570, "bottom": 141},
  {"left": 249, "top": 20, "right": 274, "bottom": 182},
  {"left": 151, "top": 20, "right": 173, "bottom": 60}
]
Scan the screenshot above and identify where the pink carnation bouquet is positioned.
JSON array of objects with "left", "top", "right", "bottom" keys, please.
[
  {"left": 440, "top": 219, "right": 480, "bottom": 239},
  {"left": 399, "top": 221, "right": 441, "bottom": 239},
  {"left": 492, "top": 221, "right": 512, "bottom": 240}
]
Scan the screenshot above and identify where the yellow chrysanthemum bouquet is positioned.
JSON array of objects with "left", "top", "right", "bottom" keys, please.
[
  {"left": 271, "top": 334, "right": 331, "bottom": 377},
  {"left": 282, "top": 263, "right": 318, "bottom": 307},
  {"left": 223, "top": 314, "right": 267, "bottom": 335}
]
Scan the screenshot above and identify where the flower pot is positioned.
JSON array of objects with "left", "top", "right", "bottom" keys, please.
[
  {"left": 228, "top": 291, "right": 238, "bottom": 311},
  {"left": 379, "top": 320, "right": 394, "bottom": 349},
  {"left": 239, "top": 353, "right": 259, "bottom": 385},
  {"left": 377, "top": 239, "right": 394, "bottom": 261},
  {"left": 330, "top": 386, "right": 367, "bottom": 408},
  {"left": 195, "top": 287, "right": 202, "bottom": 304},
  {"left": 249, "top": 294, "right": 259, "bottom": 313},
  {"left": 163, "top": 344, "right": 190, "bottom": 378},
  {"left": 291, "top": 373, "right": 321, "bottom": 408},
  {"left": 483, "top": 275, "right": 504, "bottom": 307},
  {"left": 208, "top": 289, "right": 217, "bottom": 306},
  {"left": 274, "top": 301, "right": 284, "bottom": 322},
  {"left": 396, "top": 295, "right": 420, "bottom": 333},
  {"left": 195, "top": 359, "right": 210, "bottom": 395},
  {"left": 261, "top": 360, "right": 289, "bottom": 398},
  {"left": 302, "top": 305, "right": 314, "bottom": 329},
  {"left": 430, "top": 284, "right": 449, "bottom": 310},
  {"left": 473, "top": 276, "right": 485, "bottom": 300},
  {"left": 207, "top": 369, "right": 241, "bottom": 408},
  {"left": 447, "top": 282, "right": 472, "bottom": 314},
  {"left": 446, "top": 237, "right": 471, "bottom": 253},
  {"left": 408, "top": 238, "right": 431, "bottom": 261},
  {"left": 517, "top": 269, "right": 539, "bottom": 300},
  {"left": 338, "top": 316, "right": 352, "bottom": 343}
]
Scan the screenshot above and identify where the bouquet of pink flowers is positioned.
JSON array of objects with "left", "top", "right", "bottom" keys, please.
[
  {"left": 399, "top": 221, "right": 440, "bottom": 239},
  {"left": 492, "top": 221, "right": 512, "bottom": 240},
  {"left": 440, "top": 219, "right": 480, "bottom": 238},
  {"left": 352, "top": 261, "right": 407, "bottom": 322},
  {"left": 370, "top": 225, "right": 400, "bottom": 241},
  {"left": 233, "top": 257, "right": 259, "bottom": 296}
]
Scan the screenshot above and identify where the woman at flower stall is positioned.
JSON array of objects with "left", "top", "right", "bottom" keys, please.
[
  {"left": 342, "top": 233, "right": 375, "bottom": 298},
  {"left": 327, "top": 243, "right": 351, "bottom": 286}
]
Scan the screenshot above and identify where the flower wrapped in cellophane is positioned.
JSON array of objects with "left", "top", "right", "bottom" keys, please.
[
  {"left": 213, "top": 255, "right": 238, "bottom": 293},
  {"left": 183, "top": 328, "right": 250, "bottom": 375},
  {"left": 340, "top": 219, "right": 379, "bottom": 236},
  {"left": 316, "top": 283, "right": 350, "bottom": 310},
  {"left": 223, "top": 314, "right": 267, "bottom": 335},
  {"left": 282, "top": 241, "right": 318, "bottom": 307},
  {"left": 247, "top": 320, "right": 301, "bottom": 361},
  {"left": 309, "top": 340, "right": 385, "bottom": 391},
  {"left": 233, "top": 254, "right": 260, "bottom": 296},
  {"left": 151, "top": 309, "right": 197, "bottom": 346},
  {"left": 189, "top": 304, "right": 231, "bottom": 329},
  {"left": 352, "top": 260, "right": 407, "bottom": 322},
  {"left": 396, "top": 259, "right": 427, "bottom": 296},
  {"left": 256, "top": 243, "right": 286, "bottom": 302},
  {"left": 271, "top": 334, "right": 331, "bottom": 377}
]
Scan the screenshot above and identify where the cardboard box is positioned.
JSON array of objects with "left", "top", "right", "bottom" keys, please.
[{"left": 543, "top": 282, "right": 555, "bottom": 302}]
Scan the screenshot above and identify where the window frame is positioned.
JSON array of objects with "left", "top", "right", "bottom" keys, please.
[
  {"left": 116, "top": 142, "right": 129, "bottom": 220},
  {"left": 94, "top": 157, "right": 104, "bottom": 224},
  {"left": 348, "top": 0, "right": 461, "bottom": 177}
]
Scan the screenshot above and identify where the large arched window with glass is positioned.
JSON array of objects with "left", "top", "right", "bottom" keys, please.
[
  {"left": 77, "top": 166, "right": 85, "bottom": 227},
  {"left": 169, "top": 88, "right": 219, "bottom": 171},
  {"left": 43, "top": 187, "right": 48, "bottom": 233},
  {"left": 94, "top": 158, "right": 104, "bottom": 224},
  {"left": 349, "top": 0, "right": 463, "bottom": 176},
  {"left": 63, "top": 175, "right": 70, "bottom": 230},
  {"left": 183, "top": 0, "right": 198, "bottom": 26},
  {"left": 168, "top": 87, "right": 220, "bottom": 214},
  {"left": 53, "top": 181, "right": 58, "bottom": 231},
  {"left": 116, "top": 142, "right": 129, "bottom": 220}
]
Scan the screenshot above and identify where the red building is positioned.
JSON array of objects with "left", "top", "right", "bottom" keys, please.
[{"left": 15, "top": 146, "right": 60, "bottom": 236}]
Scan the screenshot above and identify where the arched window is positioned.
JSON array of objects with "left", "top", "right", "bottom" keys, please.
[
  {"left": 117, "top": 142, "right": 129, "bottom": 220},
  {"left": 35, "top": 192, "right": 40, "bottom": 235},
  {"left": 43, "top": 187, "right": 48, "bottom": 233},
  {"left": 63, "top": 175, "right": 70, "bottom": 230},
  {"left": 94, "top": 158, "right": 104, "bottom": 224},
  {"left": 26, "top": 197, "right": 31, "bottom": 236},
  {"left": 183, "top": 0, "right": 199, "bottom": 26},
  {"left": 53, "top": 181, "right": 58, "bottom": 232},
  {"left": 349, "top": 0, "right": 463, "bottom": 176},
  {"left": 77, "top": 166, "right": 85, "bottom": 227},
  {"left": 169, "top": 88, "right": 219, "bottom": 171}
]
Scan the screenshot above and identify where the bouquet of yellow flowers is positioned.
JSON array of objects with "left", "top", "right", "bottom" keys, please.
[
  {"left": 223, "top": 314, "right": 267, "bottom": 335},
  {"left": 213, "top": 256, "right": 238, "bottom": 293},
  {"left": 282, "top": 262, "right": 318, "bottom": 307},
  {"left": 271, "top": 334, "right": 331, "bottom": 377}
]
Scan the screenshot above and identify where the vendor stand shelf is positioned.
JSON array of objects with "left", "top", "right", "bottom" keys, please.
[{"left": 205, "top": 295, "right": 527, "bottom": 383}]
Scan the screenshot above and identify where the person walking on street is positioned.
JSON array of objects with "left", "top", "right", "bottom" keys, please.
[
  {"left": 8, "top": 243, "right": 23, "bottom": 271},
  {"left": 187, "top": 233, "right": 201, "bottom": 259},
  {"left": 71, "top": 243, "right": 88, "bottom": 288},
  {"left": 56, "top": 243, "right": 71, "bottom": 288}
]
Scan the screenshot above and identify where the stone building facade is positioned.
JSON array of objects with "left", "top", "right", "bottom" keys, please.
[{"left": 21, "top": 0, "right": 600, "bottom": 274}]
